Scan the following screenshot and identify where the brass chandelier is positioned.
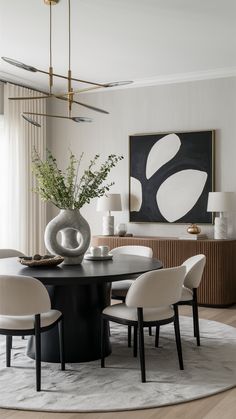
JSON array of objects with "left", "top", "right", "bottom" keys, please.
[{"left": 2, "top": 0, "right": 132, "bottom": 126}]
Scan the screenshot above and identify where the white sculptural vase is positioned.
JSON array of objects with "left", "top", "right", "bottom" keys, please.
[{"left": 44, "top": 209, "right": 91, "bottom": 265}]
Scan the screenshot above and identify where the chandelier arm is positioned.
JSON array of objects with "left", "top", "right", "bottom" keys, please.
[
  {"left": 71, "top": 99, "right": 109, "bottom": 114},
  {"left": 22, "top": 112, "right": 92, "bottom": 123},
  {"left": 22, "top": 114, "right": 41, "bottom": 127},
  {"left": 59, "top": 80, "right": 133, "bottom": 96},
  {"left": 51, "top": 86, "right": 103, "bottom": 99},
  {"left": 2, "top": 56, "right": 120, "bottom": 88},
  {"left": 9, "top": 95, "right": 51, "bottom": 100},
  {"left": 36, "top": 68, "right": 106, "bottom": 86},
  {"left": 71, "top": 86, "right": 104, "bottom": 94},
  {"left": 56, "top": 96, "right": 109, "bottom": 114},
  {"left": 1, "top": 57, "right": 107, "bottom": 87},
  {"left": 23, "top": 112, "right": 70, "bottom": 119},
  {"left": 8, "top": 93, "right": 108, "bottom": 114}
]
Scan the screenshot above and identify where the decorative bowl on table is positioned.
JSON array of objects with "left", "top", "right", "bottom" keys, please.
[{"left": 18, "top": 254, "right": 64, "bottom": 267}]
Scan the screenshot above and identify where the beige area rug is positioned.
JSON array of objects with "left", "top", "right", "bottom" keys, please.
[{"left": 0, "top": 316, "right": 235, "bottom": 412}]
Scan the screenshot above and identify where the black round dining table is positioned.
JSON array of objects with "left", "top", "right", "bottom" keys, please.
[{"left": 0, "top": 255, "right": 163, "bottom": 363}]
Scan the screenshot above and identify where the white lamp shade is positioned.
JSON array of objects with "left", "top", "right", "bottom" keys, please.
[
  {"left": 207, "top": 192, "right": 235, "bottom": 212},
  {"left": 96, "top": 194, "right": 122, "bottom": 212}
]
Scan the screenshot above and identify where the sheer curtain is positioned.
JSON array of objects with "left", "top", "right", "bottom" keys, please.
[{"left": 0, "top": 83, "right": 47, "bottom": 255}]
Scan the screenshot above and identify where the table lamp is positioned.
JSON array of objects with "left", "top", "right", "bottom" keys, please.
[
  {"left": 96, "top": 194, "right": 122, "bottom": 235},
  {"left": 207, "top": 192, "right": 235, "bottom": 239}
]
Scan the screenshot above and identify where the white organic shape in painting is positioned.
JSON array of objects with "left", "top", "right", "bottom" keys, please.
[
  {"left": 130, "top": 177, "right": 142, "bottom": 212},
  {"left": 156, "top": 169, "right": 208, "bottom": 222},
  {"left": 146, "top": 133, "right": 181, "bottom": 179}
]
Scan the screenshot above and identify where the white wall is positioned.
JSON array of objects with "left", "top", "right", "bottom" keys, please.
[{"left": 47, "top": 76, "right": 236, "bottom": 238}]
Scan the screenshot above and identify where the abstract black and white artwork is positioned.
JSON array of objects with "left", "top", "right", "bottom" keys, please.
[{"left": 129, "top": 131, "right": 214, "bottom": 223}]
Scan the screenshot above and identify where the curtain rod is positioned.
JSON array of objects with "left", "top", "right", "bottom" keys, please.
[{"left": 0, "top": 78, "right": 47, "bottom": 94}]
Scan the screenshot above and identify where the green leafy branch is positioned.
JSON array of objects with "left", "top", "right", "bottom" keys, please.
[{"left": 32, "top": 149, "right": 123, "bottom": 209}]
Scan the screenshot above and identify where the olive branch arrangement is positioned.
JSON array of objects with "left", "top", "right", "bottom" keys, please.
[{"left": 32, "top": 149, "right": 123, "bottom": 210}]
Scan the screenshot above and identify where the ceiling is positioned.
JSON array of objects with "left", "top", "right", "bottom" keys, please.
[{"left": 0, "top": 0, "right": 236, "bottom": 93}]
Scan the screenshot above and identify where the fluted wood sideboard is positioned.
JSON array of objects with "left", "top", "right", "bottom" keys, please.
[{"left": 92, "top": 236, "right": 236, "bottom": 307}]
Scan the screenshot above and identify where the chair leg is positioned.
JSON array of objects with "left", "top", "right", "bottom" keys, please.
[
  {"left": 173, "top": 305, "right": 184, "bottom": 370},
  {"left": 192, "top": 289, "right": 200, "bottom": 346},
  {"left": 35, "top": 314, "right": 41, "bottom": 392},
  {"left": 58, "top": 317, "right": 65, "bottom": 371},
  {"left": 148, "top": 326, "right": 152, "bottom": 336},
  {"left": 192, "top": 302, "right": 197, "bottom": 337},
  {"left": 155, "top": 325, "right": 160, "bottom": 348},
  {"left": 137, "top": 308, "right": 146, "bottom": 383},
  {"left": 128, "top": 325, "right": 132, "bottom": 347},
  {"left": 6, "top": 336, "right": 12, "bottom": 367},
  {"left": 101, "top": 317, "right": 105, "bottom": 368},
  {"left": 133, "top": 325, "right": 138, "bottom": 357}
]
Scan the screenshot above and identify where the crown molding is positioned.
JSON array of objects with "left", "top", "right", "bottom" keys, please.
[
  {"left": 79, "top": 67, "right": 236, "bottom": 94},
  {"left": 130, "top": 67, "right": 236, "bottom": 88}
]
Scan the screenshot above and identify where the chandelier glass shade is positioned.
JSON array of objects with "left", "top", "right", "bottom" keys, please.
[{"left": 2, "top": 0, "right": 132, "bottom": 127}]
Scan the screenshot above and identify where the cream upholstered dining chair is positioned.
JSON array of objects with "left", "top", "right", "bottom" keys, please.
[
  {"left": 110, "top": 245, "right": 153, "bottom": 345},
  {"left": 155, "top": 254, "right": 206, "bottom": 348},
  {"left": 179, "top": 254, "right": 206, "bottom": 345},
  {"left": 111, "top": 246, "right": 153, "bottom": 301},
  {"left": 0, "top": 249, "right": 25, "bottom": 341},
  {"left": 0, "top": 249, "right": 25, "bottom": 258},
  {"left": 0, "top": 275, "right": 65, "bottom": 391},
  {"left": 101, "top": 266, "right": 186, "bottom": 383}
]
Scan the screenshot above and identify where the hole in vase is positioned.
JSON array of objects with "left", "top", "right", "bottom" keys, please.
[{"left": 58, "top": 228, "right": 83, "bottom": 251}]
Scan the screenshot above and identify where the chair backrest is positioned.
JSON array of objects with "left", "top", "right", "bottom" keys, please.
[
  {"left": 0, "top": 275, "right": 51, "bottom": 316},
  {"left": 110, "top": 245, "right": 153, "bottom": 258},
  {"left": 0, "top": 249, "right": 25, "bottom": 259},
  {"left": 126, "top": 266, "right": 186, "bottom": 308},
  {"left": 182, "top": 254, "right": 206, "bottom": 289}
]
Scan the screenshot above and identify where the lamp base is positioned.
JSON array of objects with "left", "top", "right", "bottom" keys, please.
[
  {"left": 102, "top": 215, "right": 114, "bottom": 236},
  {"left": 214, "top": 217, "right": 227, "bottom": 239}
]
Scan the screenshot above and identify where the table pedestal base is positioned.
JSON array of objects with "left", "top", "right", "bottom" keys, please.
[{"left": 27, "top": 283, "right": 111, "bottom": 363}]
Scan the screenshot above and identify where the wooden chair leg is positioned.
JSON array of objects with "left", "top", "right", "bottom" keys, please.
[
  {"left": 101, "top": 318, "right": 105, "bottom": 368},
  {"left": 192, "top": 289, "right": 200, "bottom": 346},
  {"left": 35, "top": 314, "right": 41, "bottom": 391},
  {"left": 148, "top": 326, "right": 152, "bottom": 336},
  {"left": 58, "top": 317, "right": 65, "bottom": 371},
  {"left": 133, "top": 325, "right": 138, "bottom": 357},
  {"left": 137, "top": 308, "right": 146, "bottom": 383},
  {"left": 173, "top": 305, "right": 184, "bottom": 370},
  {"left": 128, "top": 325, "right": 132, "bottom": 347},
  {"left": 155, "top": 325, "right": 160, "bottom": 348},
  {"left": 6, "top": 335, "right": 12, "bottom": 367}
]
